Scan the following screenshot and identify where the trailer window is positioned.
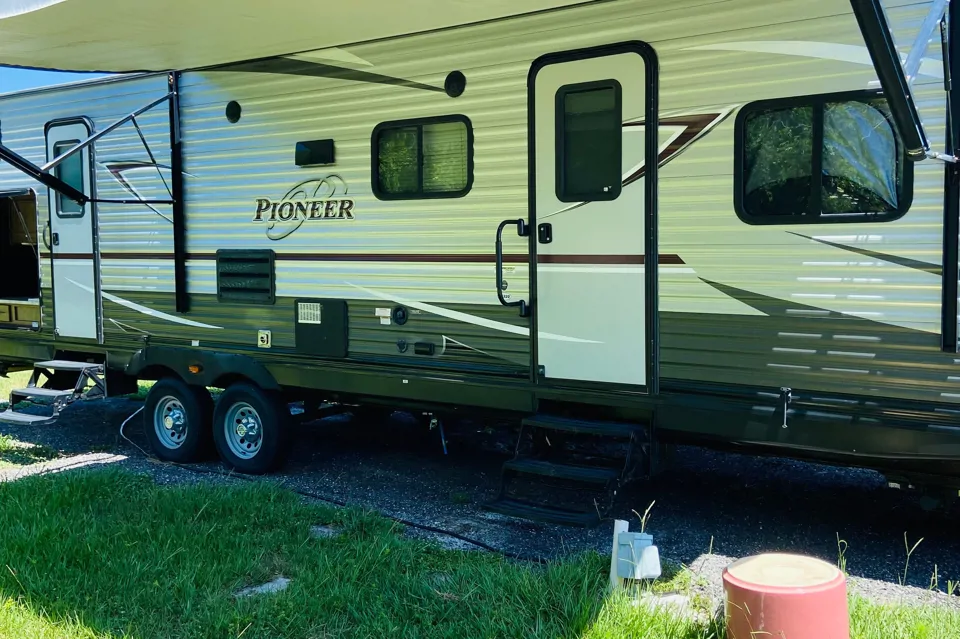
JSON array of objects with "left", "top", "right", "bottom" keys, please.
[
  {"left": 735, "top": 91, "right": 912, "bottom": 225},
  {"left": 372, "top": 115, "right": 472, "bottom": 199},
  {"left": 556, "top": 80, "right": 622, "bottom": 202},
  {"left": 53, "top": 141, "right": 83, "bottom": 216}
]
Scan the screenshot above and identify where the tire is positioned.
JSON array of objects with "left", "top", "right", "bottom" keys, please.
[
  {"left": 212, "top": 383, "right": 289, "bottom": 474},
  {"left": 143, "top": 377, "right": 214, "bottom": 463}
]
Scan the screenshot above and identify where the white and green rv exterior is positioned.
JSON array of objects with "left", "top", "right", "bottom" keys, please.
[{"left": 0, "top": 0, "right": 956, "bottom": 521}]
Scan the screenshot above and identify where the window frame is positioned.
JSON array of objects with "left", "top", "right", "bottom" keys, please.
[
  {"left": 52, "top": 139, "right": 85, "bottom": 218},
  {"left": 733, "top": 89, "right": 914, "bottom": 226},
  {"left": 371, "top": 114, "right": 474, "bottom": 200},
  {"left": 554, "top": 79, "right": 623, "bottom": 203}
]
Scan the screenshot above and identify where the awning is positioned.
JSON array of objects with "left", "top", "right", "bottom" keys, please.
[{"left": 0, "top": 0, "right": 587, "bottom": 72}]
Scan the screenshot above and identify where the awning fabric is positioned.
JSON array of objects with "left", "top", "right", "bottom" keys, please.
[{"left": 0, "top": 0, "right": 586, "bottom": 72}]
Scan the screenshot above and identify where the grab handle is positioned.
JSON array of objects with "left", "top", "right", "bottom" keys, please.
[{"left": 495, "top": 219, "right": 529, "bottom": 317}]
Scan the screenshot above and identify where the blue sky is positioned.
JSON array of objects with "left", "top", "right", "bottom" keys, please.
[{"left": 0, "top": 67, "right": 106, "bottom": 93}]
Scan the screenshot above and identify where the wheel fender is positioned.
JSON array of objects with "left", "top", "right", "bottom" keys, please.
[{"left": 125, "top": 347, "right": 280, "bottom": 391}]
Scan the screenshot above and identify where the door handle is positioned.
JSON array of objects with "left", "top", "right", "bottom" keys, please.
[
  {"left": 51, "top": 232, "right": 59, "bottom": 246},
  {"left": 495, "top": 219, "right": 529, "bottom": 317}
]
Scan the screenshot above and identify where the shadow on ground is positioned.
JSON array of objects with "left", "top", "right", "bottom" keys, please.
[{"left": 1, "top": 397, "right": 958, "bottom": 595}]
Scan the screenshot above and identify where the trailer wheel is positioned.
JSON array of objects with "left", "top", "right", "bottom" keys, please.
[
  {"left": 213, "top": 383, "right": 289, "bottom": 474},
  {"left": 143, "top": 377, "right": 213, "bottom": 462}
]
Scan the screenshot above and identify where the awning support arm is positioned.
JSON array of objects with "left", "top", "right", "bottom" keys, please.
[
  {"left": 41, "top": 91, "right": 172, "bottom": 172},
  {"left": 851, "top": 0, "right": 932, "bottom": 161},
  {"left": 0, "top": 142, "right": 89, "bottom": 204},
  {"left": 130, "top": 115, "right": 173, "bottom": 200},
  {"left": 904, "top": 0, "right": 950, "bottom": 84},
  {"left": 0, "top": 91, "right": 177, "bottom": 206}
]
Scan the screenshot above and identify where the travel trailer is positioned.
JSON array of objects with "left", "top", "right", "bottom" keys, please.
[{"left": 0, "top": 0, "right": 956, "bottom": 524}]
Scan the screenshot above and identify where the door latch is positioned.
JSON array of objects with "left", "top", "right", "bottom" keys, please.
[
  {"left": 538, "top": 223, "right": 552, "bottom": 244},
  {"left": 51, "top": 232, "right": 59, "bottom": 246},
  {"left": 779, "top": 387, "right": 792, "bottom": 429}
]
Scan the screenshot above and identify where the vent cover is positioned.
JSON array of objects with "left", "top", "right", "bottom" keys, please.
[
  {"left": 298, "top": 302, "right": 323, "bottom": 324},
  {"left": 216, "top": 249, "right": 275, "bottom": 305}
]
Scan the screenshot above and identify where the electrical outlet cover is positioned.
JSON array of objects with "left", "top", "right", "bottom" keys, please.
[{"left": 257, "top": 329, "right": 272, "bottom": 348}]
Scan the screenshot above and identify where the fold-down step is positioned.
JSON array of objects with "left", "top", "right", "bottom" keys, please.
[
  {"left": 0, "top": 411, "right": 54, "bottom": 425},
  {"left": 504, "top": 459, "right": 619, "bottom": 483}
]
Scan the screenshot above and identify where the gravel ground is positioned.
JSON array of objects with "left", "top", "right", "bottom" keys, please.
[{"left": 1, "top": 396, "right": 959, "bottom": 613}]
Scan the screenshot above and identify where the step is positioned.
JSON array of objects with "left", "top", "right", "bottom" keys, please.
[
  {"left": 0, "top": 410, "right": 54, "bottom": 425},
  {"left": 10, "top": 387, "right": 75, "bottom": 400},
  {"left": 504, "top": 459, "right": 620, "bottom": 484},
  {"left": 484, "top": 499, "right": 600, "bottom": 528},
  {"left": 34, "top": 360, "right": 102, "bottom": 372},
  {"left": 522, "top": 414, "right": 643, "bottom": 438}
]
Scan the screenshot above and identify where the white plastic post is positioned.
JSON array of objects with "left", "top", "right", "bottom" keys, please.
[{"left": 609, "top": 519, "right": 630, "bottom": 592}]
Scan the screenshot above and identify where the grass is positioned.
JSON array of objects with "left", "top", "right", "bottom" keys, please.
[
  {"left": 0, "top": 470, "right": 956, "bottom": 639},
  {"left": 0, "top": 371, "right": 153, "bottom": 406},
  {"left": 0, "top": 434, "right": 59, "bottom": 469},
  {"left": 124, "top": 381, "right": 153, "bottom": 401},
  {"left": 0, "top": 371, "right": 31, "bottom": 410}
]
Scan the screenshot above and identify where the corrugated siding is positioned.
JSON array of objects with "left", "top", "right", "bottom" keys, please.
[
  {"left": 0, "top": 74, "right": 173, "bottom": 338},
  {"left": 652, "top": 0, "right": 952, "bottom": 402},
  {"left": 0, "top": 0, "right": 956, "bottom": 401}
]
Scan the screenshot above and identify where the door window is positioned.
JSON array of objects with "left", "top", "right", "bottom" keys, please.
[
  {"left": 52, "top": 140, "right": 84, "bottom": 217},
  {"left": 555, "top": 80, "right": 622, "bottom": 202}
]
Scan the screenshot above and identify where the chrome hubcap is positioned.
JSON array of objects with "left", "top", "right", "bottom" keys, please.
[
  {"left": 224, "top": 402, "right": 263, "bottom": 459},
  {"left": 154, "top": 396, "right": 188, "bottom": 449}
]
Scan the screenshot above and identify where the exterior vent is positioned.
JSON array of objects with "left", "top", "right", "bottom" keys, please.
[{"left": 216, "top": 249, "right": 275, "bottom": 305}]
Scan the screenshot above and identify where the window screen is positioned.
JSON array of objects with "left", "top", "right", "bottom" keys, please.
[
  {"left": 373, "top": 116, "right": 472, "bottom": 199},
  {"left": 53, "top": 141, "right": 84, "bottom": 216},
  {"left": 736, "top": 92, "right": 911, "bottom": 224},
  {"left": 556, "top": 80, "right": 622, "bottom": 202}
]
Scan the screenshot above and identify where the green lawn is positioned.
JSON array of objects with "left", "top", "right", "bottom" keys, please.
[
  {"left": 0, "top": 471, "right": 957, "bottom": 638},
  {"left": 0, "top": 371, "right": 31, "bottom": 409},
  {"left": 0, "top": 434, "right": 59, "bottom": 469}
]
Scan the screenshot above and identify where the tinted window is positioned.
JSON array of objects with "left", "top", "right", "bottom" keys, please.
[
  {"left": 737, "top": 93, "right": 910, "bottom": 224},
  {"left": 373, "top": 117, "right": 471, "bottom": 199},
  {"left": 53, "top": 140, "right": 83, "bottom": 216},
  {"left": 822, "top": 101, "right": 902, "bottom": 214},
  {"left": 743, "top": 107, "right": 814, "bottom": 217},
  {"left": 556, "top": 81, "right": 622, "bottom": 202}
]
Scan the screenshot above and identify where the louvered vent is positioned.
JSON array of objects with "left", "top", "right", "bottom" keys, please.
[{"left": 216, "top": 249, "right": 275, "bottom": 305}]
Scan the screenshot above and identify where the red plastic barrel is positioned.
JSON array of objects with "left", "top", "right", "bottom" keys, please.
[{"left": 723, "top": 553, "right": 849, "bottom": 639}]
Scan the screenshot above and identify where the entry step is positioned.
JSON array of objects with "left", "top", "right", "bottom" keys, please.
[
  {"left": 522, "top": 414, "right": 643, "bottom": 438},
  {"left": 504, "top": 459, "right": 620, "bottom": 484},
  {"left": 34, "top": 360, "right": 102, "bottom": 372},
  {"left": 10, "top": 387, "right": 75, "bottom": 400},
  {"left": 485, "top": 499, "right": 600, "bottom": 528},
  {"left": 0, "top": 410, "right": 54, "bottom": 425}
]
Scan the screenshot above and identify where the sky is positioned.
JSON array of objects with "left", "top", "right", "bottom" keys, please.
[{"left": 0, "top": 66, "right": 106, "bottom": 93}]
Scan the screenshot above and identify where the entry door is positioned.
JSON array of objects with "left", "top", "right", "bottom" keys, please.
[
  {"left": 532, "top": 45, "right": 656, "bottom": 388},
  {"left": 47, "top": 121, "right": 99, "bottom": 341}
]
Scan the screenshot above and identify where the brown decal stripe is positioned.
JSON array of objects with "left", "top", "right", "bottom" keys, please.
[
  {"left": 539, "top": 254, "right": 684, "bottom": 265},
  {"left": 49, "top": 253, "right": 95, "bottom": 260},
  {"left": 219, "top": 58, "right": 444, "bottom": 93},
  {"left": 90, "top": 253, "right": 686, "bottom": 265},
  {"left": 198, "top": 253, "right": 533, "bottom": 264},
  {"left": 98, "top": 253, "right": 533, "bottom": 263},
  {"left": 99, "top": 252, "right": 174, "bottom": 260},
  {"left": 622, "top": 112, "right": 733, "bottom": 187}
]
